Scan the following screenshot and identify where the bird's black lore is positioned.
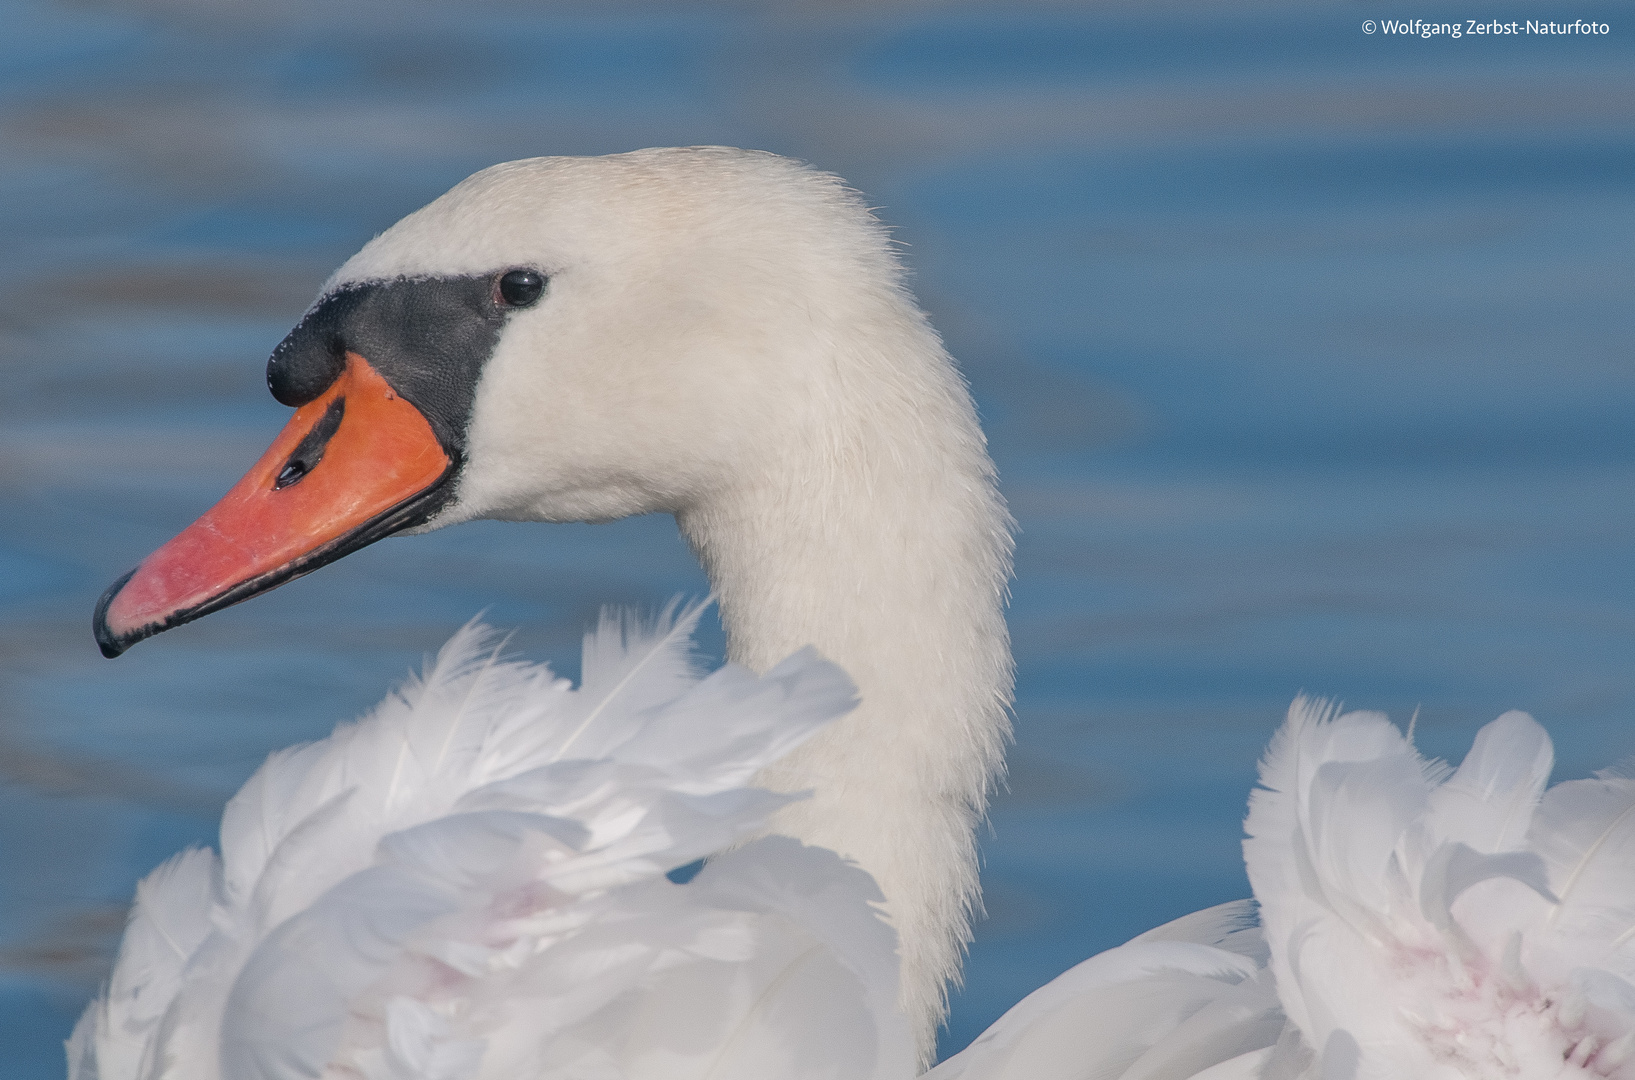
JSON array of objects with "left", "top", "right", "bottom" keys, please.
[
  {"left": 268, "top": 272, "right": 542, "bottom": 456},
  {"left": 96, "top": 272, "right": 542, "bottom": 658}
]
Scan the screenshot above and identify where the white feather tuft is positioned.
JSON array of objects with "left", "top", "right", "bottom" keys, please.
[
  {"left": 1246, "top": 699, "right": 1635, "bottom": 1079},
  {"left": 75, "top": 604, "right": 909, "bottom": 1080}
]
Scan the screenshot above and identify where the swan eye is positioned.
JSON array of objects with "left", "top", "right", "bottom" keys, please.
[{"left": 497, "top": 269, "right": 545, "bottom": 308}]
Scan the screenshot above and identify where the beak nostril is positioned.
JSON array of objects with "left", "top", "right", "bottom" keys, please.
[
  {"left": 275, "top": 462, "right": 309, "bottom": 489},
  {"left": 274, "top": 397, "right": 347, "bottom": 492}
]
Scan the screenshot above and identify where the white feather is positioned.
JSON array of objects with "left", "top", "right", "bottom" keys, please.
[
  {"left": 1425, "top": 710, "right": 1553, "bottom": 854},
  {"left": 926, "top": 903, "right": 1279, "bottom": 1080},
  {"left": 1532, "top": 770, "right": 1635, "bottom": 941},
  {"left": 548, "top": 598, "right": 711, "bottom": 764},
  {"left": 68, "top": 846, "right": 219, "bottom": 1080}
]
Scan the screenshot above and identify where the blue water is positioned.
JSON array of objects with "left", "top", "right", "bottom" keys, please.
[{"left": 1, "top": 0, "right": 1632, "bottom": 1070}]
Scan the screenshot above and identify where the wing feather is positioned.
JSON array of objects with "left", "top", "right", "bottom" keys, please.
[{"left": 78, "top": 603, "right": 889, "bottom": 1080}]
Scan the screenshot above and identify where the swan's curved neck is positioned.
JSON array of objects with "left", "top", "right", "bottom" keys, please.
[{"left": 677, "top": 343, "right": 1013, "bottom": 1062}]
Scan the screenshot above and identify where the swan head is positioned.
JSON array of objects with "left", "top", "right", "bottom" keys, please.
[{"left": 94, "top": 147, "right": 930, "bottom": 656}]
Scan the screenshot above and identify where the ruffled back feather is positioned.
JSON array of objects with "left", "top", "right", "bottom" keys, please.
[{"left": 71, "top": 601, "right": 912, "bottom": 1080}]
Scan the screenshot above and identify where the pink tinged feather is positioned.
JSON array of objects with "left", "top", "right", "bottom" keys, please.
[
  {"left": 1244, "top": 698, "right": 1429, "bottom": 1046},
  {"left": 1246, "top": 702, "right": 1635, "bottom": 1080},
  {"left": 462, "top": 840, "right": 911, "bottom": 1080},
  {"left": 221, "top": 865, "right": 464, "bottom": 1080},
  {"left": 1245, "top": 699, "right": 1451, "bottom": 1066}
]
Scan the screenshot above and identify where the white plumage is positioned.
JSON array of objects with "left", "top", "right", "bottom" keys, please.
[
  {"left": 930, "top": 697, "right": 1635, "bottom": 1080},
  {"left": 924, "top": 901, "right": 1279, "bottom": 1080},
  {"left": 76, "top": 611, "right": 1635, "bottom": 1080},
  {"left": 70, "top": 604, "right": 913, "bottom": 1080},
  {"left": 1241, "top": 698, "right": 1635, "bottom": 1079}
]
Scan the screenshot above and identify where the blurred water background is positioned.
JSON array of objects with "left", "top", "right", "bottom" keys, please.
[{"left": 1, "top": 0, "right": 1633, "bottom": 1071}]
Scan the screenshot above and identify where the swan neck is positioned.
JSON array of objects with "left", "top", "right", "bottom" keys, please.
[{"left": 676, "top": 391, "right": 1013, "bottom": 1059}]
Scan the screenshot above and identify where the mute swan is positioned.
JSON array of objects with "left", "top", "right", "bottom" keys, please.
[
  {"left": 93, "top": 146, "right": 1013, "bottom": 1063},
  {"left": 83, "top": 147, "right": 1635, "bottom": 1080}
]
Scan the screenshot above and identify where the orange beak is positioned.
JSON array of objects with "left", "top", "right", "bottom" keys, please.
[{"left": 94, "top": 353, "right": 455, "bottom": 657}]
